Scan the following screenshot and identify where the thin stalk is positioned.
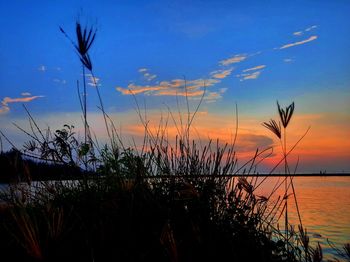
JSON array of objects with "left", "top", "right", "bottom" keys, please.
[
  {"left": 281, "top": 127, "right": 291, "bottom": 254},
  {"left": 91, "top": 71, "right": 111, "bottom": 142},
  {"left": 82, "top": 65, "right": 87, "bottom": 147}
]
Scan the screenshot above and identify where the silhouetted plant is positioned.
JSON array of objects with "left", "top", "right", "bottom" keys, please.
[
  {"left": 60, "top": 20, "right": 112, "bottom": 154},
  {"left": 262, "top": 119, "right": 282, "bottom": 139},
  {"left": 278, "top": 101, "right": 295, "bottom": 128},
  {"left": 262, "top": 101, "right": 318, "bottom": 261}
]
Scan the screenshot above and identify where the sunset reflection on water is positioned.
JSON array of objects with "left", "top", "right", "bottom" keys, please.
[{"left": 257, "top": 176, "right": 350, "bottom": 260}]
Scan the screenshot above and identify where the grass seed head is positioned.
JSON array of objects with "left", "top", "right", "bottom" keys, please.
[
  {"left": 277, "top": 101, "right": 295, "bottom": 128},
  {"left": 262, "top": 119, "right": 282, "bottom": 139}
]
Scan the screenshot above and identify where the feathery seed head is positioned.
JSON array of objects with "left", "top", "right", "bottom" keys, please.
[
  {"left": 262, "top": 119, "right": 282, "bottom": 139},
  {"left": 277, "top": 101, "right": 295, "bottom": 128},
  {"left": 60, "top": 21, "right": 96, "bottom": 70}
]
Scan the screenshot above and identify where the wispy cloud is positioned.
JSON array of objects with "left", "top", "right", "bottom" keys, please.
[
  {"left": 236, "top": 71, "right": 261, "bottom": 81},
  {"left": 0, "top": 105, "right": 9, "bottom": 114},
  {"left": 243, "top": 71, "right": 261, "bottom": 80},
  {"left": 236, "top": 65, "right": 265, "bottom": 81},
  {"left": 189, "top": 88, "right": 227, "bottom": 103},
  {"left": 53, "top": 78, "right": 66, "bottom": 84},
  {"left": 219, "top": 54, "right": 247, "bottom": 66},
  {"left": 293, "top": 31, "right": 303, "bottom": 36},
  {"left": 219, "top": 88, "right": 228, "bottom": 93},
  {"left": 138, "top": 68, "right": 148, "bottom": 73},
  {"left": 293, "top": 25, "right": 317, "bottom": 36},
  {"left": 143, "top": 72, "right": 157, "bottom": 81},
  {"left": 210, "top": 68, "right": 234, "bottom": 79},
  {"left": 284, "top": 58, "right": 293, "bottom": 63},
  {"left": 156, "top": 89, "right": 204, "bottom": 97},
  {"left": 85, "top": 74, "right": 100, "bottom": 87},
  {"left": 21, "top": 92, "right": 31, "bottom": 96},
  {"left": 305, "top": 25, "right": 317, "bottom": 32},
  {"left": 38, "top": 65, "right": 46, "bottom": 72},
  {"left": 242, "top": 65, "right": 266, "bottom": 72},
  {"left": 138, "top": 68, "right": 157, "bottom": 81},
  {"left": 116, "top": 83, "right": 163, "bottom": 95},
  {"left": 0, "top": 94, "right": 44, "bottom": 115},
  {"left": 279, "top": 35, "right": 318, "bottom": 49},
  {"left": 116, "top": 78, "right": 219, "bottom": 97}
]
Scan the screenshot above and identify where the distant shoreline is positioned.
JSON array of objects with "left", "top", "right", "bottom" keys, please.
[
  {"left": 252, "top": 173, "right": 350, "bottom": 177},
  {"left": 141, "top": 173, "right": 350, "bottom": 178},
  {"left": 1, "top": 173, "right": 349, "bottom": 184}
]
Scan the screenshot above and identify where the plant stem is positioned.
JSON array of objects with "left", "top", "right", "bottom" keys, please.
[
  {"left": 82, "top": 65, "right": 87, "bottom": 147},
  {"left": 283, "top": 127, "right": 289, "bottom": 253}
]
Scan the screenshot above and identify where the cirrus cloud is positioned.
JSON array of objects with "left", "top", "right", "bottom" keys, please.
[
  {"left": 219, "top": 54, "right": 247, "bottom": 66},
  {"left": 279, "top": 35, "right": 318, "bottom": 49},
  {"left": 116, "top": 78, "right": 220, "bottom": 97},
  {"left": 210, "top": 68, "right": 234, "bottom": 79},
  {"left": 0, "top": 94, "right": 44, "bottom": 115},
  {"left": 242, "top": 65, "right": 266, "bottom": 72},
  {"left": 138, "top": 68, "right": 157, "bottom": 82}
]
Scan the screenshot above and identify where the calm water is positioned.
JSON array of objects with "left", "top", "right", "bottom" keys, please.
[
  {"left": 257, "top": 176, "right": 350, "bottom": 261},
  {"left": 1, "top": 176, "right": 350, "bottom": 260},
  {"left": 290, "top": 176, "right": 350, "bottom": 261}
]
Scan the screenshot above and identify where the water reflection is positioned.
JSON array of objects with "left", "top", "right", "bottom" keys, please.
[{"left": 257, "top": 176, "right": 350, "bottom": 261}]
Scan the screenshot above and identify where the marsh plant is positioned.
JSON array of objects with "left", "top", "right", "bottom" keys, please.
[
  {"left": 1, "top": 19, "right": 346, "bottom": 262},
  {"left": 263, "top": 102, "right": 300, "bottom": 253}
]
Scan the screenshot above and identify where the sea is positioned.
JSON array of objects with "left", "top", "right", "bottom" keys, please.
[{"left": 255, "top": 175, "right": 350, "bottom": 261}]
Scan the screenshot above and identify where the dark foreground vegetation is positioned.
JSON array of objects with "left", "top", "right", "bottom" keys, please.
[
  {"left": 0, "top": 166, "right": 298, "bottom": 262},
  {"left": 0, "top": 149, "right": 87, "bottom": 183},
  {"left": 1, "top": 19, "right": 349, "bottom": 262}
]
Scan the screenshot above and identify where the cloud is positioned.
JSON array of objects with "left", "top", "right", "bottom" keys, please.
[
  {"left": 116, "top": 83, "right": 163, "bottom": 95},
  {"left": 116, "top": 78, "right": 220, "bottom": 97},
  {"left": 237, "top": 71, "right": 261, "bottom": 81},
  {"left": 305, "top": 25, "right": 317, "bottom": 32},
  {"left": 237, "top": 134, "right": 274, "bottom": 152},
  {"left": 2, "top": 96, "right": 44, "bottom": 104},
  {"left": 0, "top": 105, "right": 9, "bottom": 114},
  {"left": 219, "top": 54, "right": 247, "bottom": 66},
  {"left": 138, "top": 68, "right": 157, "bottom": 82},
  {"left": 219, "top": 88, "right": 228, "bottom": 93},
  {"left": 203, "top": 92, "right": 222, "bottom": 103},
  {"left": 157, "top": 89, "right": 204, "bottom": 97},
  {"left": 189, "top": 88, "right": 227, "bottom": 103},
  {"left": 21, "top": 92, "right": 31, "bottom": 96},
  {"left": 242, "top": 65, "right": 266, "bottom": 72},
  {"left": 143, "top": 72, "right": 157, "bottom": 81},
  {"left": 293, "top": 31, "right": 303, "bottom": 36},
  {"left": 237, "top": 65, "right": 264, "bottom": 81},
  {"left": 293, "top": 25, "right": 317, "bottom": 37},
  {"left": 85, "top": 74, "right": 100, "bottom": 87},
  {"left": 242, "top": 71, "right": 261, "bottom": 80},
  {"left": 284, "top": 58, "right": 293, "bottom": 63},
  {"left": 279, "top": 35, "right": 318, "bottom": 49},
  {"left": 210, "top": 68, "right": 234, "bottom": 79},
  {"left": 38, "top": 65, "right": 46, "bottom": 72},
  {"left": 0, "top": 95, "right": 44, "bottom": 115},
  {"left": 138, "top": 68, "right": 148, "bottom": 73}
]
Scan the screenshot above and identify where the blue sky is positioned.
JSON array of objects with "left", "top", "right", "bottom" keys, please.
[{"left": 0, "top": 0, "right": 349, "bottom": 172}]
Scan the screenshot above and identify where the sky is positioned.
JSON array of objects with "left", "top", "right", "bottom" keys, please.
[{"left": 0, "top": 0, "right": 349, "bottom": 173}]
